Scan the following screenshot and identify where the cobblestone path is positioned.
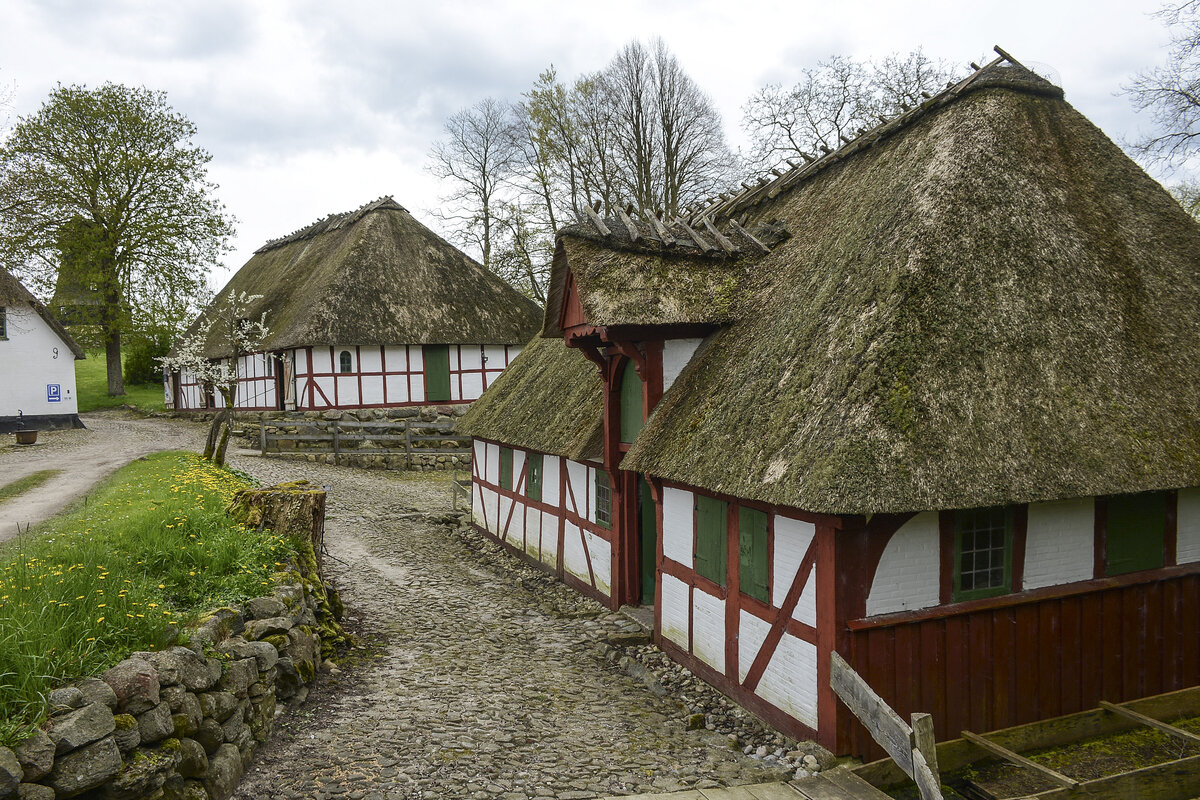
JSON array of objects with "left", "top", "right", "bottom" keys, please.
[{"left": 227, "top": 454, "right": 784, "bottom": 800}]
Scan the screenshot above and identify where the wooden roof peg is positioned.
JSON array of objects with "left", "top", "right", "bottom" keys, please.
[
  {"left": 675, "top": 217, "right": 714, "bottom": 252},
  {"left": 970, "top": 61, "right": 981, "bottom": 71},
  {"left": 616, "top": 205, "right": 640, "bottom": 242},
  {"left": 771, "top": 168, "right": 785, "bottom": 177},
  {"left": 646, "top": 208, "right": 677, "bottom": 246},
  {"left": 839, "top": 134, "right": 853, "bottom": 145},
  {"left": 993, "top": 45, "right": 1025, "bottom": 68},
  {"left": 583, "top": 203, "right": 611, "bottom": 236},
  {"left": 592, "top": 198, "right": 602, "bottom": 213},
  {"left": 728, "top": 218, "right": 771, "bottom": 255},
  {"left": 819, "top": 144, "right": 832, "bottom": 154},
  {"left": 921, "top": 91, "right": 932, "bottom": 99},
  {"left": 801, "top": 151, "right": 815, "bottom": 162},
  {"left": 701, "top": 217, "right": 736, "bottom": 254}
]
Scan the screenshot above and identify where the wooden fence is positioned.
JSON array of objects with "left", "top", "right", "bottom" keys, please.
[
  {"left": 831, "top": 651, "right": 942, "bottom": 800},
  {"left": 257, "top": 418, "right": 471, "bottom": 468}
]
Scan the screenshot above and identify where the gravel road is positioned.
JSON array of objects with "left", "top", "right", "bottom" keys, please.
[{"left": 0, "top": 415, "right": 786, "bottom": 798}]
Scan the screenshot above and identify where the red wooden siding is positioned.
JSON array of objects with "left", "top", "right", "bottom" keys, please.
[{"left": 842, "top": 569, "right": 1200, "bottom": 760}]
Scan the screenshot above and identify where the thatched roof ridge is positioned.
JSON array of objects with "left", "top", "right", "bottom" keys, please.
[
  {"left": 456, "top": 335, "right": 603, "bottom": 460},
  {"left": 0, "top": 267, "right": 86, "bottom": 359},
  {"left": 620, "top": 72, "right": 1200, "bottom": 514},
  {"left": 181, "top": 199, "right": 543, "bottom": 357}
]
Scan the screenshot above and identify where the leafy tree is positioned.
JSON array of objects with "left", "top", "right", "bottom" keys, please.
[
  {"left": 0, "top": 82, "right": 235, "bottom": 397},
  {"left": 1126, "top": 1, "right": 1200, "bottom": 168},
  {"left": 159, "top": 291, "right": 268, "bottom": 466},
  {"left": 742, "top": 49, "right": 956, "bottom": 169}
]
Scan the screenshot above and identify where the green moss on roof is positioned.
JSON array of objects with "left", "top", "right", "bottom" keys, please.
[
  {"left": 182, "top": 199, "right": 543, "bottom": 357},
  {"left": 622, "top": 84, "right": 1200, "bottom": 513},
  {"left": 456, "top": 335, "right": 602, "bottom": 461}
]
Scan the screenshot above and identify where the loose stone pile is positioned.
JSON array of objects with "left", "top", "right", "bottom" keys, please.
[{"left": 0, "top": 584, "right": 325, "bottom": 800}]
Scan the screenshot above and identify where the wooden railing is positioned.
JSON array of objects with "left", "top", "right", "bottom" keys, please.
[
  {"left": 831, "top": 651, "right": 942, "bottom": 800},
  {"left": 258, "top": 418, "right": 471, "bottom": 469}
]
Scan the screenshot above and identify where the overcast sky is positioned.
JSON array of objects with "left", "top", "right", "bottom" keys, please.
[{"left": 0, "top": 0, "right": 1178, "bottom": 290}]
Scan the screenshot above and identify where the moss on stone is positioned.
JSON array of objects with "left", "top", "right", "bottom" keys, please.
[{"left": 114, "top": 713, "right": 138, "bottom": 731}]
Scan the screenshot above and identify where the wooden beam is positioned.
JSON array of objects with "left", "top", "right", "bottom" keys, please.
[
  {"left": 645, "top": 210, "right": 677, "bottom": 247},
  {"left": 1023, "top": 753, "right": 1200, "bottom": 800},
  {"left": 675, "top": 217, "right": 715, "bottom": 252},
  {"left": 701, "top": 217, "right": 737, "bottom": 254},
  {"left": 830, "top": 652, "right": 915, "bottom": 777},
  {"left": 727, "top": 218, "right": 771, "bottom": 254},
  {"left": 960, "top": 731, "right": 1078, "bottom": 788},
  {"left": 1099, "top": 701, "right": 1200, "bottom": 745},
  {"left": 615, "top": 206, "right": 640, "bottom": 241},
  {"left": 583, "top": 204, "right": 611, "bottom": 236}
]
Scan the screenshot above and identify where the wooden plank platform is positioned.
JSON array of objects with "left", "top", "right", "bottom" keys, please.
[{"left": 596, "top": 770, "right": 890, "bottom": 800}]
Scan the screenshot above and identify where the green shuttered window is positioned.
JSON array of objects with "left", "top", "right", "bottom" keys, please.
[
  {"left": 1106, "top": 492, "right": 1166, "bottom": 576},
  {"left": 526, "top": 453, "right": 543, "bottom": 502},
  {"left": 739, "top": 506, "right": 769, "bottom": 603},
  {"left": 619, "top": 362, "right": 643, "bottom": 444},
  {"left": 424, "top": 344, "right": 451, "bottom": 402},
  {"left": 695, "top": 495, "right": 728, "bottom": 587},
  {"left": 953, "top": 506, "right": 1012, "bottom": 602},
  {"left": 499, "top": 447, "right": 513, "bottom": 491}
]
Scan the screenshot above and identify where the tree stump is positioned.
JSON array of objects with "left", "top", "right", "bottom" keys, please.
[{"left": 226, "top": 481, "right": 327, "bottom": 572}]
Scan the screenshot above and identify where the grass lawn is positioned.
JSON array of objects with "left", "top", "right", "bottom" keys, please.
[
  {"left": 75, "top": 351, "right": 166, "bottom": 413},
  {"left": 0, "top": 452, "right": 299, "bottom": 746},
  {"left": 0, "top": 470, "right": 61, "bottom": 505}
]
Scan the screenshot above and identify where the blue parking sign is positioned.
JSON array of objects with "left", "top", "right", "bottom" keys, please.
[{"left": 47, "top": 384, "right": 61, "bottom": 403}]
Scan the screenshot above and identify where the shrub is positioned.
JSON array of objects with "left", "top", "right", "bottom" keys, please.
[{"left": 122, "top": 330, "right": 173, "bottom": 386}]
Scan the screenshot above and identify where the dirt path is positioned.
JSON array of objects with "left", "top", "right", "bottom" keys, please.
[{"left": 0, "top": 411, "right": 207, "bottom": 539}]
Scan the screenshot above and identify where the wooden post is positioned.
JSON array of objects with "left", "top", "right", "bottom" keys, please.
[
  {"left": 911, "top": 713, "right": 940, "bottom": 794},
  {"left": 332, "top": 419, "right": 340, "bottom": 465},
  {"left": 404, "top": 421, "right": 412, "bottom": 470},
  {"left": 259, "top": 418, "right": 266, "bottom": 456}
]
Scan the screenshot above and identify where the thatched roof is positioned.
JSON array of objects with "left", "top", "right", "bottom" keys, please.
[
  {"left": 0, "top": 266, "right": 86, "bottom": 359},
  {"left": 182, "top": 198, "right": 542, "bottom": 357},
  {"left": 456, "top": 334, "right": 602, "bottom": 460},
  {"left": 470, "top": 59, "right": 1200, "bottom": 515}
]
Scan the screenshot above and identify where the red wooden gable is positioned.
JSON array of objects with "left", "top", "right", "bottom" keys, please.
[{"left": 559, "top": 271, "right": 587, "bottom": 331}]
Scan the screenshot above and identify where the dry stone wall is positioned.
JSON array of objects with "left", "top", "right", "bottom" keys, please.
[{"left": 0, "top": 584, "right": 325, "bottom": 800}]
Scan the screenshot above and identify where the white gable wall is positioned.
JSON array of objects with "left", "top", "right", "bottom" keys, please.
[{"left": 0, "top": 302, "right": 78, "bottom": 418}]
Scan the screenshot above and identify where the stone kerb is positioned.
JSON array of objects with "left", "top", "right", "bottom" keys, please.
[{"left": 0, "top": 586, "right": 324, "bottom": 800}]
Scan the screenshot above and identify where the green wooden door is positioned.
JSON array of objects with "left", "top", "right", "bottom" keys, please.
[
  {"left": 1106, "top": 492, "right": 1166, "bottom": 576},
  {"left": 695, "top": 495, "right": 728, "bottom": 586},
  {"left": 620, "top": 363, "right": 643, "bottom": 443},
  {"left": 639, "top": 476, "right": 657, "bottom": 603},
  {"left": 424, "top": 344, "right": 451, "bottom": 402},
  {"left": 738, "top": 506, "right": 769, "bottom": 602}
]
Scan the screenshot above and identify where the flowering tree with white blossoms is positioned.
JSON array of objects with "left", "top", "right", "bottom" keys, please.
[{"left": 160, "top": 291, "right": 269, "bottom": 466}]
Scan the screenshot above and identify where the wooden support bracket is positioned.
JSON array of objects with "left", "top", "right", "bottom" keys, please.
[
  {"left": 1099, "top": 701, "right": 1200, "bottom": 745},
  {"left": 961, "top": 731, "right": 1078, "bottom": 788}
]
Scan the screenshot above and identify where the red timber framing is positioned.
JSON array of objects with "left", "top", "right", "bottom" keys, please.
[
  {"left": 835, "top": 497, "right": 1200, "bottom": 761},
  {"left": 469, "top": 437, "right": 613, "bottom": 609},
  {"left": 294, "top": 344, "right": 514, "bottom": 410},
  {"left": 651, "top": 476, "right": 843, "bottom": 747}
]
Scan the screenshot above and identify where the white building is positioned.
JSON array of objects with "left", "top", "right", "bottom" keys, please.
[{"left": 0, "top": 267, "right": 85, "bottom": 431}]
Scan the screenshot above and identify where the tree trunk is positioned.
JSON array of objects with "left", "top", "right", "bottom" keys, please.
[
  {"left": 104, "top": 325, "right": 124, "bottom": 397},
  {"left": 203, "top": 407, "right": 228, "bottom": 460},
  {"left": 213, "top": 421, "right": 231, "bottom": 467}
]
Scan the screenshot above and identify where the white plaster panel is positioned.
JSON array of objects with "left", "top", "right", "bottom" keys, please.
[
  {"left": 460, "top": 346, "right": 483, "bottom": 371},
  {"left": 565, "top": 461, "right": 587, "bottom": 515},
  {"left": 585, "top": 531, "right": 612, "bottom": 596},
  {"left": 359, "top": 347, "right": 382, "bottom": 372},
  {"left": 383, "top": 346, "right": 407, "bottom": 372},
  {"left": 448, "top": 346, "right": 460, "bottom": 371},
  {"left": 692, "top": 589, "right": 726, "bottom": 674},
  {"left": 773, "top": 515, "right": 815, "bottom": 609},
  {"left": 541, "top": 512, "right": 559, "bottom": 566},
  {"left": 313, "top": 377, "right": 335, "bottom": 408},
  {"left": 542, "top": 456, "right": 561, "bottom": 508},
  {"left": 866, "top": 511, "right": 941, "bottom": 616},
  {"left": 295, "top": 348, "right": 310, "bottom": 373},
  {"left": 409, "top": 374, "right": 425, "bottom": 402},
  {"left": 662, "top": 487, "right": 694, "bottom": 566},
  {"left": 563, "top": 523, "right": 588, "bottom": 582},
  {"left": 473, "top": 440, "right": 485, "bottom": 478},
  {"left": 508, "top": 345, "right": 522, "bottom": 362},
  {"left": 499, "top": 495, "right": 513, "bottom": 541},
  {"left": 360, "top": 376, "right": 384, "bottom": 405},
  {"left": 755, "top": 633, "right": 819, "bottom": 729},
  {"left": 472, "top": 484, "right": 486, "bottom": 529},
  {"left": 513, "top": 450, "right": 527, "bottom": 492},
  {"left": 384, "top": 375, "right": 409, "bottom": 404},
  {"left": 505, "top": 497, "right": 524, "bottom": 547},
  {"left": 311, "top": 348, "right": 331, "bottom": 373},
  {"left": 335, "top": 376, "right": 358, "bottom": 406},
  {"left": 409, "top": 347, "right": 424, "bottom": 370},
  {"left": 0, "top": 303, "right": 81, "bottom": 418},
  {"left": 485, "top": 443, "right": 499, "bottom": 487},
  {"left": 461, "top": 372, "right": 484, "bottom": 400},
  {"left": 484, "top": 369, "right": 504, "bottom": 388},
  {"left": 586, "top": 466, "right": 596, "bottom": 522},
  {"left": 1024, "top": 497, "right": 1096, "bottom": 589},
  {"left": 1178, "top": 488, "right": 1200, "bottom": 564},
  {"left": 662, "top": 337, "right": 704, "bottom": 392},
  {"left": 796, "top": 565, "right": 817, "bottom": 628},
  {"left": 525, "top": 506, "right": 540, "bottom": 555},
  {"left": 449, "top": 377, "right": 462, "bottom": 402},
  {"left": 738, "top": 610, "right": 771, "bottom": 684},
  {"left": 483, "top": 345, "right": 506, "bottom": 370},
  {"left": 660, "top": 574, "right": 690, "bottom": 648}
]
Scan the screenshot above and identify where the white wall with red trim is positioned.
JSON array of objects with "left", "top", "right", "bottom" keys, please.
[{"left": 471, "top": 439, "right": 613, "bottom": 601}]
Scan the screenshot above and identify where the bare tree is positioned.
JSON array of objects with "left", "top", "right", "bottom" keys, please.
[
  {"left": 1125, "top": 1, "right": 1200, "bottom": 168},
  {"left": 742, "top": 50, "right": 955, "bottom": 170},
  {"left": 427, "top": 97, "right": 518, "bottom": 270}
]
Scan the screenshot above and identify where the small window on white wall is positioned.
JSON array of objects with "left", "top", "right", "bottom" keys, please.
[{"left": 339, "top": 350, "right": 353, "bottom": 373}]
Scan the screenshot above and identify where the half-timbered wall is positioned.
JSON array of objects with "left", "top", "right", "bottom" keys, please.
[
  {"left": 470, "top": 439, "right": 613, "bottom": 603},
  {"left": 656, "top": 483, "right": 821, "bottom": 737},
  {"left": 173, "top": 344, "right": 521, "bottom": 411}
]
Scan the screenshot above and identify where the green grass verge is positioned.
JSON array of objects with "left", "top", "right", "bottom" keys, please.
[
  {"left": 0, "top": 470, "right": 61, "bottom": 505},
  {"left": 75, "top": 351, "right": 166, "bottom": 413},
  {"left": 0, "top": 452, "right": 298, "bottom": 747}
]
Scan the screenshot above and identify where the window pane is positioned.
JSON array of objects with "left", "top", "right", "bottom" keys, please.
[
  {"left": 595, "top": 470, "right": 612, "bottom": 528},
  {"left": 954, "top": 506, "right": 1011, "bottom": 601}
]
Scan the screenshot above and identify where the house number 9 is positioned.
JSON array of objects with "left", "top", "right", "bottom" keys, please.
[{"left": 52, "top": 347, "right": 59, "bottom": 359}]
